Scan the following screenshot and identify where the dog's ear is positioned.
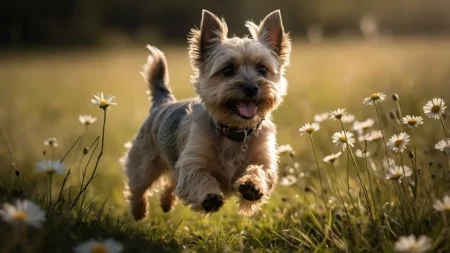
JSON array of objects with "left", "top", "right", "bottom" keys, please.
[
  {"left": 246, "top": 10, "right": 291, "bottom": 67},
  {"left": 189, "top": 10, "right": 228, "bottom": 68}
]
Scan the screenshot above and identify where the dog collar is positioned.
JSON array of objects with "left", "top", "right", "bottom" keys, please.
[{"left": 214, "top": 119, "right": 263, "bottom": 143}]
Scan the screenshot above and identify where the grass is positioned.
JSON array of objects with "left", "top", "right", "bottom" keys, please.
[{"left": 0, "top": 37, "right": 450, "bottom": 252}]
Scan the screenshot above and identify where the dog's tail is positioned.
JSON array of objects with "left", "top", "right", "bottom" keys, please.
[{"left": 141, "top": 45, "right": 176, "bottom": 108}]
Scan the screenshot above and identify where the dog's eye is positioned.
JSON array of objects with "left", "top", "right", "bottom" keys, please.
[
  {"left": 256, "top": 65, "right": 268, "bottom": 76},
  {"left": 222, "top": 66, "right": 237, "bottom": 77}
]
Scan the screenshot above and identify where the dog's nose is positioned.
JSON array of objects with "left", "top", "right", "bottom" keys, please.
[{"left": 243, "top": 83, "right": 259, "bottom": 97}]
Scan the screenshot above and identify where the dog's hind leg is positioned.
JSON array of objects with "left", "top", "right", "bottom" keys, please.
[
  {"left": 124, "top": 137, "right": 165, "bottom": 221},
  {"left": 159, "top": 175, "right": 178, "bottom": 212}
]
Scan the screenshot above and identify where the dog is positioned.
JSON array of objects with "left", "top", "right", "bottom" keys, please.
[{"left": 123, "top": 9, "right": 291, "bottom": 220}]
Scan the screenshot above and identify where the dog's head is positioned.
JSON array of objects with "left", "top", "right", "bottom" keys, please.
[{"left": 189, "top": 10, "right": 291, "bottom": 128}]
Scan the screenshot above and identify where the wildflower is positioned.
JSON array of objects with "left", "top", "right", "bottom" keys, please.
[
  {"left": 341, "top": 113, "right": 355, "bottom": 123},
  {"left": 433, "top": 196, "right": 450, "bottom": 212},
  {"left": 332, "top": 131, "right": 355, "bottom": 151},
  {"left": 277, "top": 144, "right": 294, "bottom": 154},
  {"left": 363, "top": 92, "right": 386, "bottom": 105},
  {"left": 329, "top": 108, "right": 347, "bottom": 120},
  {"left": 394, "top": 235, "right": 432, "bottom": 253},
  {"left": 36, "top": 160, "right": 65, "bottom": 174},
  {"left": 353, "top": 118, "right": 375, "bottom": 134},
  {"left": 280, "top": 175, "right": 297, "bottom": 186},
  {"left": 0, "top": 200, "right": 46, "bottom": 228},
  {"left": 44, "top": 137, "right": 58, "bottom": 147},
  {"left": 299, "top": 123, "right": 320, "bottom": 136},
  {"left": 79, "top": 114, "right": 97, "bottom": 126},
  {"left": 74, "top": 239, "right": 124, "bottom": 253},
  {"left": 355, "top": 149, "right": 370, "bottom": 158},
  {"left": 323, "top": 152, "right": 342, "bottom": 164},
  {"left": 124, "top": 142, "right": 133, "bottom": 149},
  {"left": 423, "top": 98, "right": 446, "bottom": 119},
  {"left": 387, "top": 132, "right": 410, "bottom": 153},
  {"left": 386, "top": 166, "right": 413, "bottom": 180},
  {"left": 435, "top": 139, "right": 450, "bottom": 155},
  {"left": 313, "top": 112, "right": 329, "bottom": 123},
  {"left": 392, "top": 93, "right": 400, "bottom": 101},
  {"left": 402, "top": 115, "right": 424, "bottom": 128},
  {"left": 91, "top": 92, "right": 117, "bottom": 111},
  {"left": 366, "top": 130, "right": 383, "bottom": 141}
]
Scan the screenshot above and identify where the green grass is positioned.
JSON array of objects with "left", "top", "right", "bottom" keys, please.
[{"left": 1, "top": 37, "right": 450, "bottom": 252}]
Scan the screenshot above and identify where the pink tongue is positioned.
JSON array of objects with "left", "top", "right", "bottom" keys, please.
[{"left": 238, "top": 101, "right": 258, "bottom": 118}]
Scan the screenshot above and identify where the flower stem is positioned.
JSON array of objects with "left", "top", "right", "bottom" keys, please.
[
  {"left": 48, "top": 172, "right": 53, "bottom": 205},
  {"left": 309, "top": 134, "right": 328, "bottom": 209},
  {"left": 440, "top": 115, "right": 449, "bottom": 139},
  {"left": 374, "top": 103, "right": 391, "bottom": 172}
]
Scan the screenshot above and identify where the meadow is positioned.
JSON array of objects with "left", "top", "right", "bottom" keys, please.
[{"left": 0, "top": 37, "right": 450, "bottom": 252}]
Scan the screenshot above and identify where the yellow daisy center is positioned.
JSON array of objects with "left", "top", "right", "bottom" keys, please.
[
  {"left": 370, "top": 93, "right": 380, "bottom": 100},
  {"left": 431, "top": 105, "right": 441, "bottom": 113},
  {"left": 408, "top": 243, "right": 419, "bottom": 250},
  {"left": 394, "top": 139, "right": 403, "bottom": 147},
  {"left": 339, "top": 136, "right": 347, "bottom": 142},
  {"left": 391, "top": 173, "right": 401, "bottom": 180},
  {"left": 13, "top": 211, "right": 28, "bottom": 221},
  {"left": 443, "top": 205, "right": 450, "bottom": 211},
  {"left": 306, "top": 127, "right": 314, "bottom": 133},
  {"left": 91, "top": 243, "right": 108, "bottom": 253},
  {"left": 407, "top": 119, "right": 417, "bottom": 125},
  {"left": 99, "top": 100, "right": 109, "bottom": 107}
]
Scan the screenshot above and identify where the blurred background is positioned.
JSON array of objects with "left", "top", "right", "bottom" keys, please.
[{"left": 1, "top": 0, "right": 450, "bottom": 207}]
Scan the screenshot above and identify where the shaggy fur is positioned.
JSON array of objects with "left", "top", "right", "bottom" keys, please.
[{"left": 124, "top": 9, "right": 291, "bottom": 220}]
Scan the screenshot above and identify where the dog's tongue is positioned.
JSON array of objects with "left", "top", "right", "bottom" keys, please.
[{"left": 237, "top": 101, "right": 258, "bottom": 118}]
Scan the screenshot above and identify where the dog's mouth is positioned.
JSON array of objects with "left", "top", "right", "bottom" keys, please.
[{"left": 227, "top": 100, "right": 260, "bottom": 119}]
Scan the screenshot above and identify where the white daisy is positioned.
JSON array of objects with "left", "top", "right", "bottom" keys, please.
[
  {"left": 394, "top": 235, "right": 432, "bottom": 253},
  {"left": 341, "top": 113, "right": 355, "bottom": 123},
  {"left": 423, "top": 98, "right": 446, "bottom": 119},
  {"left": 74, "top": 239, "right": 124, "bottom": 253},
  {"left": 313, "top": 112, "right": 329, "bottom": 123},
  {"left": 433, "top": 196, "right": 450, "bottom": 212},
  {"left": 353, "top": 118, "right": 375, "bottom": 134},
  {"left": 79, "top": 114, "right": 97, "bottom": 125},
  {"left": 124, "top": 141, "right": 133, "bottom": 149},
  {"left": 323, "top": 152, "right": 342, "bottom": 164},
  {"left": 277, "top": 144, "right": 294, "bottom": 155},
  {"left": 387, "top": 132, "right": 410, "bottom": 153},
  {"left": 299, "top": 123, "right": 320, "bottom": 136},
  {"left": 435, "top": 139, "right": 450, "bottom": 155},
  {"left": 386, "top": 166, "right": 413, "bottom": 180},
  {"left": 402, "top": 115, "right": 424, "bottom": 128},
  {"left": 363, "top": 92, "right": 386, "bottom": 105},
  {"left": 329, "top": 108, "right": 347, "bottom": 120},
  {"left": 332, "top": 131, "right": 355, "bottom": 151},
  {"left": 44, "top": 137, "right": 58, "bottom": 147},
  {"left": 0, "top": 200, "right": 46, "bottom": 228},
  {"left": 355, "top": 149, "right": 370, "bottom": 158},
  {"left": 366, "top": 130, "right": 383, "bottom": 141},
  {"left": 36, "top": 160, "right": 65, "bottom": 174},
  {"left": 91, "top": 92, "right": 117, "bottom": 111},
  {"left": 280, "top": 175, "right": 297, "bottom": 186}
]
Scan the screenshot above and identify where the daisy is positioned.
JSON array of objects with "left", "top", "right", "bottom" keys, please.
[
  {"left": 313, "top": 112, "right": 329, "bottom": 123},
  {"left": 363, "top": 92, "right": 386, "bottom": 105},
  {"left": 74, "top": 239, "right": 124, "bottom": 253},
  {"left": 353, "top": 118, "right": 375, "bottom": 134},
  {"left": 332, "top": 131, "right": 355, "bottom": 151},
  {"left": 79, "top": 114, "right": 97, "bottom": 126},
  {"left": 0, "top": 200, "right": 46, "bottom": 228},
  {"left": 36, "top": 160, "right": 65, "bottom": 174},
  {"left": 277, "top": 144, "right": 294, "bottom": 155},
  {"left": 366, "top": 130, "right": 383, "bottom": 141},
  {"left": 386, "top": 166, "right": 413, "bottom": 180},
  {"left": 341, "top": 113, "right": 355, "bottom": 123},
  {"left": 280, "top": 175, "right": 297, "bottom": 186},
  {"left": 91, "top": 92, "right": 117, "bottom": 111},
  {"left": 402, "top": 115, "right": 424, "bottom": 128},
  {"left": 387, "top": 132, "right": 410, "bottom": 153},
  {"left": 435, "top": 139, "right": 450, "bottom": 155},
  {"left": 433, "top": 196, "right": 450, "bottom": 212},
  {"left": 329, "top": 108, "right": 347, "bottom": 120},
  {"left": 44, "top": 137, "right": 58, "bottom": 147},
  {"left": 423, "top": 98, "right": 446, "bottom": 119},
  {"left": 355, "top": 149, "right": 371, "bottom": 158},
  {"left": 394, "top": 235, "right": 432, "bottom": 253},
  {"left": 323, "top": 152, "right": 342, "bottom": 164},
  {"left": 124, "top": 141, "right": 133, "bottom": 149},
  {"left": 299, "top": 123, "right": 320, "bottom": 136}
]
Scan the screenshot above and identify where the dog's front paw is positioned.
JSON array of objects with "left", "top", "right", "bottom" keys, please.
[
  {"left": 202, "top": 194, "right": 224, "bottom": 213},
  {"left": 239, "top": 181, "right": 263, "bottom": 201}
]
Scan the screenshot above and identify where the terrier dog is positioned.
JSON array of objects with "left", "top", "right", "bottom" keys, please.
[{"left": 124, "top": 9, "right": 291, "bottom": 220}]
